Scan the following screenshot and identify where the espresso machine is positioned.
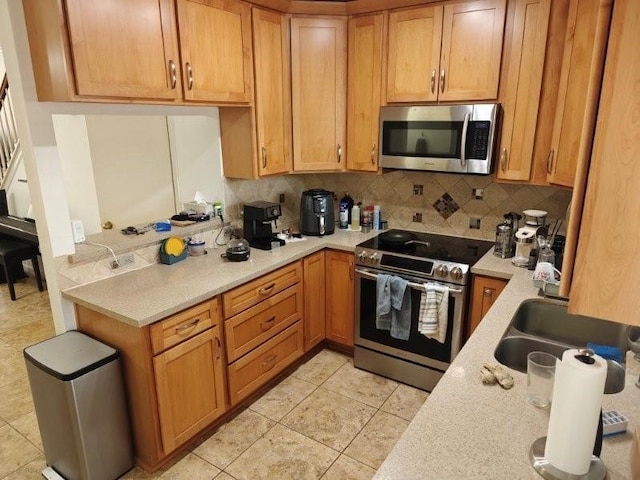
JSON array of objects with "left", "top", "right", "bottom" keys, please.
[{"left": 243, "top": 201, "right": 286, "bottom": 250}]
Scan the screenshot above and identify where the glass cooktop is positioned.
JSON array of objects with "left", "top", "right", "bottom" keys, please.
[{"left": 357, "top": 229, "right": 493, "bottom": 267}]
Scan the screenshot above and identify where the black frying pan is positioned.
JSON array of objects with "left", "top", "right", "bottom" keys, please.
[{"left": 378, "top": 230, "right": 431, "bottom": 248}]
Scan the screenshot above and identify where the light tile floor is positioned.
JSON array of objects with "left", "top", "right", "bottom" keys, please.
[{"left": 0, "top": 277, "right": 430, "bottom": 480}]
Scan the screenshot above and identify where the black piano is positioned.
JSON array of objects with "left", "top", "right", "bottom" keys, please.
[{"left": 0, "top": 189, "right": 38, "bottom": 246}]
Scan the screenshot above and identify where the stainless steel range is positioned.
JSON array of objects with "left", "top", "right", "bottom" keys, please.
[{"left": 354, "top": 230, "right": 493, "bottom": 391}]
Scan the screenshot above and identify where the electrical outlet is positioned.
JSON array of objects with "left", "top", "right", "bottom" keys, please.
[
  {"left": 412, "top": 212, "right": 423, "bottom": 222},
  {"left": 111, "top": 253, "right": 134, "bottom": 269},
  {"left": 279, "top": 193, "right": 285, "bottom": 203}
]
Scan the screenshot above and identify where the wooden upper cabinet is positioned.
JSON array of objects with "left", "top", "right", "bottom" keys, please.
[
  {"left": 439, "top": 0, "right": 506, "bottom": 101},
  {"left": 546, "top": 0, "right": 612, "bottom": 187},
  {"left": 252, "top": 8, "right": 292, "bottom": 176},
  {"left": 290, "top": 17, "right": 347, "bottom": 172},
  {"left": 347, "top": 13, "right": 384, "bottom": 172},
  {"left": 567, "top": 0, "right": 639, "bottom": 326},
  {"left": 386, "top": 6, "right": 442, "bottom": 103},
  {"left": 176, "top": 0, "right": 253, "bottom": 103},
  {"left": 496, "top": 0, "right": 551, "bottom": 181},
  {"left": 386, "top": 0, "right": 505, "bottom": 104},
  {"left": 25, "top": 0, "right": 182, "bottom": 101}
]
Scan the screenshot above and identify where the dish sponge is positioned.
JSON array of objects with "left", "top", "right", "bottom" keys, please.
[{"left": 587, "top": 343, "right": 624, "bottom": 363}]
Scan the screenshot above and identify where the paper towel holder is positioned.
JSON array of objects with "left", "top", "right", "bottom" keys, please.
[{"left": 530, "top": 437, "right": 606, "bottom": 480}]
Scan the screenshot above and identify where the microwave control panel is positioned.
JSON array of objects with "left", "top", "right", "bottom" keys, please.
[{"left": 466, "top": 121, "right": 490, "bottom": 159}]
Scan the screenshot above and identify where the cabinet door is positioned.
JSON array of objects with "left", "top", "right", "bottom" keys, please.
[
  {"left": 64, "top": 0, "right": 181, "bottom": 99},
  {"left": 253, "top": 8, "right": 292, "bottom": 176},
  {"left": 325, "top": 250, "right": 354, "bottom": 347},
  {"left": 386, "top": 6, "right": 443, "bottom": 103},
  {"left": 566, "top": 0, "right": 639, "bottom": 326},
  {"left": 547, "top": 0, "right": 612, "bottom": 187},
  {"left": 154, "top": 326, "right": 226, "bottom": 453},
  {"left": 176, "top": 0, "right": 253, "bottom": 103},
  {"left": 291, "top": 17, "right": 347, "bottom": 172},
  {"left": 468, "top": 275, "right": 507, "bottom": 337},
  {"left": 497, "top": 0, "right": 551, "bottom": 181},
  {"left": 439, "top": 0, "right": 506, "bottom": 102},
  {"left": 303, "top": 251, "right": 326, "bottom": 351},
  {"left": 347, "top": 13, "right": 384, "bottom": 172}
]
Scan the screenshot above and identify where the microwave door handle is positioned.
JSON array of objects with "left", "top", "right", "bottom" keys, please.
[{"left": 460, "top": 112, "right": 470, "bottom": 169}]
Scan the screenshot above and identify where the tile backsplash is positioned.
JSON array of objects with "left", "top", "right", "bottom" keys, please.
[{"left": 224, "top": 171, "right": 573, "bottom": 241}]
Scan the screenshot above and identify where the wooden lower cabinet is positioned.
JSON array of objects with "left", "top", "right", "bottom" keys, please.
[
  {"left": 325, "top": 250, "right": 355, "bottom": 348},
  {"left": 467, "top": 275, "right": 508, "bottom": 337},
  {"left": 303, "top": 251, "right": 326, "bottom": 350},
  {"left": 153, "top": 326, "right": 226, "bottom": 453},
  {"left": 227, "top": 321, "right": 304, "bottom": 404},
  {"left": 75, "top": 299, "right": 225, "bottom": 471}
]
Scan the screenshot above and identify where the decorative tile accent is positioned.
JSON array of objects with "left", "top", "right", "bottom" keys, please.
[
  {"left": 473, "top": 188, "right": 484, "bottom": 199},
  {"left": 412, "top": 212, "right": 423, "bottom": 223},
  {"left": 413, "top": 184, "right": 424, "bottom": 195},
  {"left": 432, "top": 192, "right": 460, "bottom": 220},
  {"left": 469, "top": 218, "right": 481, "bottom": 229}
]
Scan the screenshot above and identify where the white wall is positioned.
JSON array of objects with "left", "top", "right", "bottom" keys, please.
[
  {"left": 168, "top": 114, "right": 225, "bottom": 213},
  {"left": 0, "top": 47, "right": 5, "bottom": 76},
  {"left": 86, "top": 115, "right": 175, "bottom": 229}
]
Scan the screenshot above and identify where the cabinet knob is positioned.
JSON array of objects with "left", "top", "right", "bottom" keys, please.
[
  {"left": 169, "top": 60, "right": 177, "bottom": 89},
  {"left": 440, "top": 69, "right": 446, "bottom": 93},
  {"left": 483, "top": 288, "right": 494, "bottom": 298},
  {"left": 186, "top": 62, "right": 194, "bottom": 90}
]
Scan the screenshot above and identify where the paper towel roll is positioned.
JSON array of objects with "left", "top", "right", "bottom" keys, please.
[{"left": 544, "top": 349, "right": 607, "bottom": 475}]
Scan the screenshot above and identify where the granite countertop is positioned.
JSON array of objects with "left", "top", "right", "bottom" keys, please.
[
  {"left": 62, "top": 229, "right": 378, "bottom": 327},
  {"left": 64, "top": 230, "right": 638, "bottom": 478},
  {"left": 374, "top": 251, "right": 639, "bottom": 480}
]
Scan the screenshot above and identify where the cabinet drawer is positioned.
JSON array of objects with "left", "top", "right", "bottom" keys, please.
[
  {"left": 222, "top": 261, "right": 302, "bottom": 318},
  {"left": 150, "top": 300, "right": 219, "bottom": 354},
  {"left": 227, "top": 321, "right": 304, "bottom": 405},
  {"left": 225, "top": 284, "right": 302, "bottom": 362}
]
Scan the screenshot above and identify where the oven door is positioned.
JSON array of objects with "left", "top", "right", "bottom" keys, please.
[{"left": 354, "top": 267, "right": 466, "bottom": 371}]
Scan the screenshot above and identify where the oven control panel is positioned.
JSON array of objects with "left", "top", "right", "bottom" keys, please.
[{"left": 354, "top": 248, "right": 470, "bottom": 285}]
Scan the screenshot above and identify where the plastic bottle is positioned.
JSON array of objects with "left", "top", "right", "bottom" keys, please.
[
  {"left": 340, "top": 193, "right": 354, "bottom": 226},
  {"left": 373, "top": 205, "right": 380, "bottom": 230},
  {"left": 350, "top": 204, "right": 360, "bottom": 230},
  {"left": 339, "top": 194, "right": 350, "bottom": 229}
]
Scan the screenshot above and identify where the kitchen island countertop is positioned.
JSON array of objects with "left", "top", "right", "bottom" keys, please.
[{"left": 374, "top": 251, "right": 638, "bottom": 480}]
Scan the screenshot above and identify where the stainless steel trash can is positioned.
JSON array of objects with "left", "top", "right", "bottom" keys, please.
[{"left": 24, "top": 331, "right": 134, "bottom": 480}]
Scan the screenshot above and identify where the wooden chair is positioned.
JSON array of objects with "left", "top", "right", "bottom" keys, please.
[{"left": 0, "top": 236, "right": 44, "bottom": 300}]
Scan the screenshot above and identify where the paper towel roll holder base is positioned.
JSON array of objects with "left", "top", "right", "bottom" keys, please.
[{"left": 530, "top": 437, "right": 606, "bottom": 480}]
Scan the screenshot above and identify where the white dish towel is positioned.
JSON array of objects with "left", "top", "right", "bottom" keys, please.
[{"left": 418, "top": 282, "right": 449, "bottom": 343}]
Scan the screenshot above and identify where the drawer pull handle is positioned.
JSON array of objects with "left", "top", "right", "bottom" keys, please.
[
  {"left": 262, "top": 354, "right": 277, "bottom": 372},
  {"left": 258, "top": 283, "right": 276, "bottom": 295},
  {"left": 440, "top": 69, "right": 446, "bottom": 93},
  {"left": 430, "top": 69, "right": 436, "bottom": 94},
  {"left": 547, "top": 149, "right": 554, "bottom": 174},
  {"left": 260, "top": 316, "right": 276, "bottom": 331},
  {"left": 261, "top": 146, "right": 267, "bottom": 168},
  {"left": 483, "top": 288, "right": 494, "bottom": 298},
  {"left": 175, "top": 318, "right": 200, "bottom": 333},
  {"left": 371, "top": 144, "right": 376, "bottom": 164},
  {"left": 500, "top": 148, "right": 508, "bottom": 171}
]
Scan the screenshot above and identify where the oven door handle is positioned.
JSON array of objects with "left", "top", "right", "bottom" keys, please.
[{"left": 355, "top": 268, "right": 463, "bottom": 294}]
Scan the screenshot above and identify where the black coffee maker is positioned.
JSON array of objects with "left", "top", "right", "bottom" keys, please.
[{"left": 243, "top": 201, "right": 286, "bottom": 250}]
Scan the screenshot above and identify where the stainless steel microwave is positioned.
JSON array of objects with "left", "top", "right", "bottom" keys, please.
[{"left": 379, "top": 103, "right": 499, "bottom": 175}]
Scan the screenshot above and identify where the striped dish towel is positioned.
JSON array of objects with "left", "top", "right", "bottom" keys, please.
[{"left": 418, "top": 283, "right": 449, "bottom": 343}]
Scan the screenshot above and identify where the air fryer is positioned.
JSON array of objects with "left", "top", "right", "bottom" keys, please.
[{"left": 300, "top": 189, "right": 335, "bottom": 236}]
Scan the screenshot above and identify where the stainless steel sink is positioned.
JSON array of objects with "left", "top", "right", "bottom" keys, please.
[{"left": 494, "top": 298, "right": 630, "bottom": 394}]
